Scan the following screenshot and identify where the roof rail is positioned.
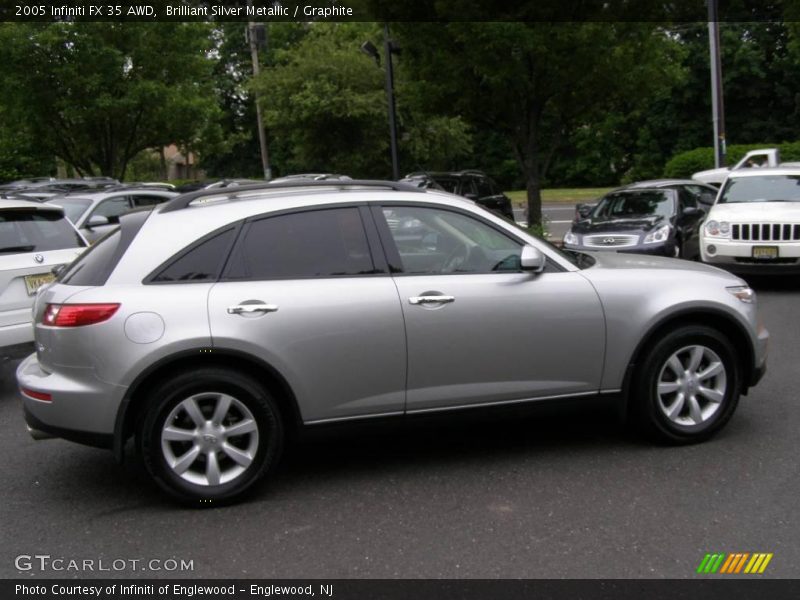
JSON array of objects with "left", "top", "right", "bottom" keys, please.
[{"left": 159, "top": 179, "right": 424, "bottom": 213}]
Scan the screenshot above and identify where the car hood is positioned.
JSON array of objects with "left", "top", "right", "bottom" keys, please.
[
  {"left": 580, "top": 249, "right": 737, "bottom": 277},
  {"left": 573, "top": 214, "right": 666, "bottom": 234},
  {"left": 708, "top": 201, "right": 800, "bottom": 221}
]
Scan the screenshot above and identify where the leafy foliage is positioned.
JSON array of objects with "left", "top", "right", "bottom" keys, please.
[
  {"left": 0, "top": 22, "right": 220, "bottom": 179},
  {"left": 392, "top": 22, "right": 679, "bottom": 225}
]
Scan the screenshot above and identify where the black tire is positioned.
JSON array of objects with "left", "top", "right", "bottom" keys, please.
[
  {"left": 138, "top": 368, "right": 283, "bottom": 505},
  {"left": 631, "top": 325, "right": 740, "bottom": 444}
]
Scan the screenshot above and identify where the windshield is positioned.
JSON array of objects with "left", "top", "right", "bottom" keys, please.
[
  {"left": 592, "top": 190, "right": 674, "bottom": 219},
  {"left": 46, "top": 198, "right": 92, "bottom": 224},
  {"left": 719, "top": 175, "right": 800, "bottom": 203}
]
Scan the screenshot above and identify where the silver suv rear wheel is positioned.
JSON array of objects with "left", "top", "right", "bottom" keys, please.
[{"left": 139, "top": 368, "right": 283, "bottom": 505}]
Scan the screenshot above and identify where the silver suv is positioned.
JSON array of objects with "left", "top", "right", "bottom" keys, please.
[{"left": 18, "top": 181, "right": 769, "bottom": 504}]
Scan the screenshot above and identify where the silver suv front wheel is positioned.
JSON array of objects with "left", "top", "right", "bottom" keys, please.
[
  {"left": 139, "top": 368, "right": 283, "bottom": 505},
  {"left": 633, "top": 325, "right": 741, "bottom": 443}
]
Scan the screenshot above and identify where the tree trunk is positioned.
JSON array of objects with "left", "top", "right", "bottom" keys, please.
[{"left": 525, "top": 174, "right": 543, "bottom": 229}]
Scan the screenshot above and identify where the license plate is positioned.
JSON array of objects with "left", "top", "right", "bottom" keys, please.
[
  {"left": 24, "top": 272, "right": 55, "bottom": 296},
  {"left": 752, "top": 246, "right": 779, "bottom": 260}
]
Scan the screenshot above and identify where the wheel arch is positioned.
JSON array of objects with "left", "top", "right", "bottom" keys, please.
[
  {"left": 620, "top": 307, "right": 754, "bottom": 412},
  {"left": 113, "top": 348, "right": 302, "bottom": 462}
]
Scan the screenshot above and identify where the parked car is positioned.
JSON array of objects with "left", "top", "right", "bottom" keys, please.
[
  {"left": 18, "top": 180, "right": 767, "bottom": 504},
  {"left": 400, "top": 171, "right": 515, "bottom": 221},
  {"left": 46, "top": 187, "right": 178, "bottom": 243},
  {"left": 0, "top": 199, "right": 86, "bottom": 359},
  {"left": 575, "top": 179, "right": 718, "bottom": 221},
  {"left": 564, "top": 187, "right": 706, "bottom": 258},
  {"left": 700, "top": 167, "right": 800, "bottom": 273}
]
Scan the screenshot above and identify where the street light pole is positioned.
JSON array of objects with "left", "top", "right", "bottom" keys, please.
[
  {"left": 383, "top": 25, "right": 400, "bottom": 180},
  {"left": 708, "top": 0, "right": 726, "bottom": 168},
  {"left": 247, "top": 2, "right": 271, "bottom": 180}
]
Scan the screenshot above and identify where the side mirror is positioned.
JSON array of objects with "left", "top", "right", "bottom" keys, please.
[
  {"left": 520, "top": 245, "right": 546, "bottom": 273},
  {"left": 576, "top": 203, "right": 594, "bottom": 219},
  {"left": 682, "top": 206, "right": 702, "bottom": 217},
  {"left": 86, "top": 215, "right": 110, "bottom": 228}
]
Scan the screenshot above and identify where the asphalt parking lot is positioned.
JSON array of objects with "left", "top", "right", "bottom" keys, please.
[{"left": 0, "top": 274, "right": 798, "bottom": 580}]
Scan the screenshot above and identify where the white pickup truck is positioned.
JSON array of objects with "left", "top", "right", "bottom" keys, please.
[{"left": 692, "top": 148, "right": 800, "bottom": 186}]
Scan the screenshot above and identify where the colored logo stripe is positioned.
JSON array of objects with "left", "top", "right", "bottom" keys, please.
[{"left": 697, "top": 553, "right": 773, "bottom": 574}]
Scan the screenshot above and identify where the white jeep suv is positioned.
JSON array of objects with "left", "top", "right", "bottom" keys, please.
[{"left": 700, "top": 167, "right": 800, "bottom": 273}]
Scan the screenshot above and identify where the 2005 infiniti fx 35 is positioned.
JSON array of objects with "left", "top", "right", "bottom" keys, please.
[{"left": 18, "top": 180, "right": 768, "bottom": 504}]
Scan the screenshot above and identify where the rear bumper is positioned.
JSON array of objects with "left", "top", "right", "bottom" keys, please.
[
  {"left": 24, "top": 407, "right": 113, "bottom": 448},
  {"left": 16, "top": 353, "right": 125, "bottom": 446}
]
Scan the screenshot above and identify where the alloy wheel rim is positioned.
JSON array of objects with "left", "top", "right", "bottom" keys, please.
[
  {"left": 656, "top": 344, "right": 727, "bottom": 427},
  {"left": 161, "top": 392, "right": 260, "bottom": 486}
]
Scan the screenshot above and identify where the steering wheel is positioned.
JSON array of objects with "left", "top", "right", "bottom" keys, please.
[{"left": 442, "top": 244, "right": 469, "bottom": 273}]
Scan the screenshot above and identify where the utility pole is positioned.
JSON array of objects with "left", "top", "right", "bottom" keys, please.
[
  {"left": 383, "top": 25, "right": 400, "bottom": 180},
  {"left": 708, "top": 0, "right": 726, "bottom": 167},
  {"left": 247, "top": 2, "right": 271, "bottom": 180}
]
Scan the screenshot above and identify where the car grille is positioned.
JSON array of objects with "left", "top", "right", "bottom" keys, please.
[
  {"left": 583, "top": 234, "right": 639, "bottom": 248},
  {"left": 731, "top": 223, "right": 800, "bottom": 242}
]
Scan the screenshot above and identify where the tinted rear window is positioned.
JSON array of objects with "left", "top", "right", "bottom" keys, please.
[{"left": 0, "top": 209, "right": 84, "bottom": 254}]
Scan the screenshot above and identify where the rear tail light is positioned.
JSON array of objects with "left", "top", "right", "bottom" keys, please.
[
  {"left": 21, "top": 388, "right": 52, "bottom": 402},
  {"left": 43, "top": 303, "right": 120, "bottom": 327}
]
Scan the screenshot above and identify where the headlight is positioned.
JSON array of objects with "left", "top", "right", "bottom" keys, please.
[
  {"left": 643, "top": 224, "right": 671, "bottom": 244},
  {"left": 727, "top": 285, "right": 755, "bottom": 304},
  {"left": 563, "top": 230, "right": 579, "bottom": 245},
  {"left": 704, "top": 220, "right": 731, "bottom": 238}
]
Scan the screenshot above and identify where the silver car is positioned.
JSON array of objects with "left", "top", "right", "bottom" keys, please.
[
  {"left": 0, "top": 199, "right": 87, "bottom": 359},
  {"left": 46, "top": 187, "right": 178, "bottom": 243},
  {"left": 17, "top": 180, "right": 768, "bottom": 504}
]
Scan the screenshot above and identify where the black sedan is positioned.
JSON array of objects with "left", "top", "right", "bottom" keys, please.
[{"left": 563, "top": 188, "right": 706, "bottom": 259}]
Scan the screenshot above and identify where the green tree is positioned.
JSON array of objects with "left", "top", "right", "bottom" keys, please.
[
  {"left": 251, "top": 23, "right": 473, "bottom": 178},
  {"left": 0, "top": 22, "right": 220, "bottom": 179},
  {"left": 393, "top": 22, "right": 680, "bottom": 226}
]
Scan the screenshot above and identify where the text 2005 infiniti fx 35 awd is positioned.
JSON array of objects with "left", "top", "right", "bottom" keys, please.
[{"left": 18, "top": 180, "right": 768, "bottom": 504}]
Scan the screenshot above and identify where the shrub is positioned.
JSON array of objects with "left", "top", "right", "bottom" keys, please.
[{"left": 664, "top": 142, "right": 800, "bottom": 178}]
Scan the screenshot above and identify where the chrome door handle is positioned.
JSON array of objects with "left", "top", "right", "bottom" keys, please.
[
  {"left": 227, "top": 304, "right": 279, "bottom": 315},
  {"left": 408, "top": 295, "right": 455, "bottom": 305}
]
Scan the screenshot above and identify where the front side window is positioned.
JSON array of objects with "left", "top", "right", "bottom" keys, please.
[
  {"left": 380, "top": 206, "right": 522, "bottom": 274},
  {"left": 223, "top": 207, "right": 377, "bottom": 280}
]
